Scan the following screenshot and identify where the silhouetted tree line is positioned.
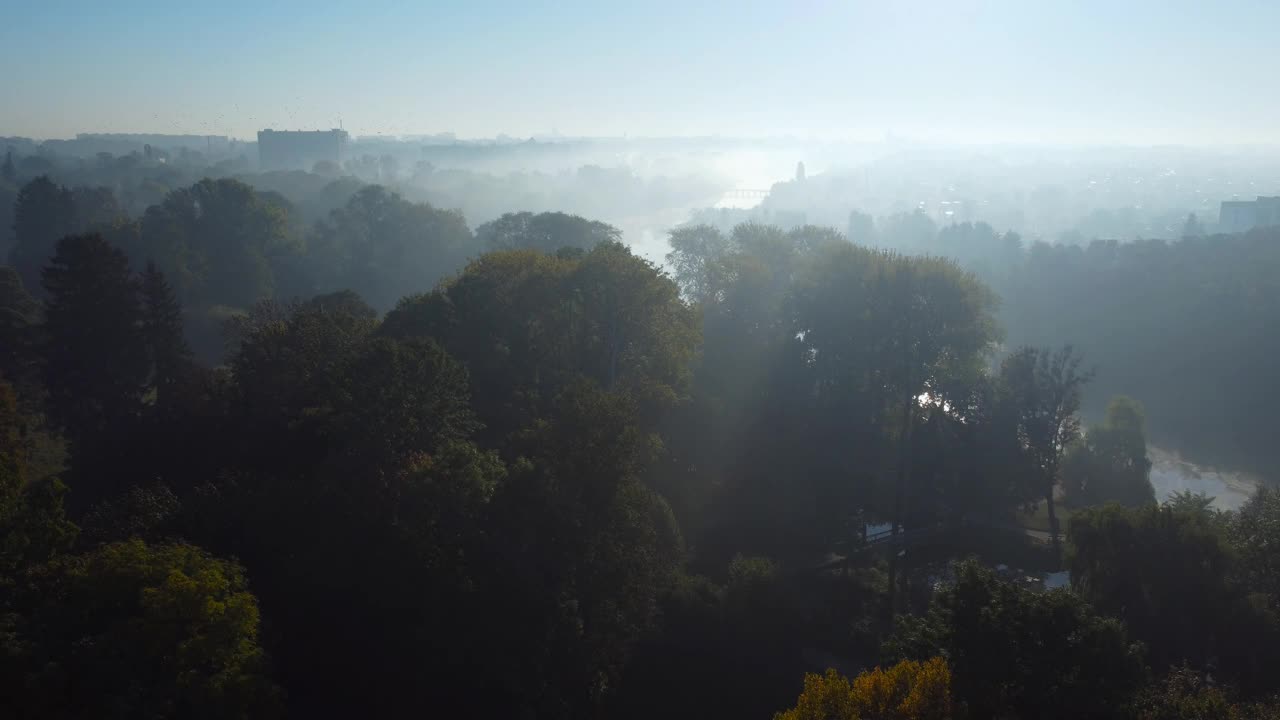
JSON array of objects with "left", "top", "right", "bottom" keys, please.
[
  {"left": 2, "top": 189, "right": 1279, "bottom": 718},
  {"left": 850, "top": 209, "right": 1280, "bottom": 475}
]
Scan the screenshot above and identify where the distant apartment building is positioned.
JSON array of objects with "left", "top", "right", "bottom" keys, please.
[
  {"left": 1219, "top": 196, "right": 1280, "bottom": 233},
  {"left": 257, "top": 129, "right": 349, "bottom": 171}
]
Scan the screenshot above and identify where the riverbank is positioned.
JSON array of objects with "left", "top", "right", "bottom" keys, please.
[{"left": 1148, "top": 446, "right": 1261, "bottom": 511}]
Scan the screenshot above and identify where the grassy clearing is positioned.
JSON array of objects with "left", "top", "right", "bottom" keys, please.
[{"left": 1014, "top": 502, "right": 1074, "bottom": 533}]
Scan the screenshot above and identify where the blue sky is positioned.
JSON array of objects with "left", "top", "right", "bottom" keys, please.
[{"left": 3, "top": 0, "right": 1278, "bottom": 144}]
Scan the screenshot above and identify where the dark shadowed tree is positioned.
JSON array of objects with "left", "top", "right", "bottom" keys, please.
[
  {"left": 884, "top": 560, "right": 1145, "bottom": 720},
  {"left": 138, "top": 178, "right": 292, "bottom": 308},
  {"left": 789, "top": 243, "right": 1000, "bottom": 597},
  {"left": 1000, "top": 345, "right": 1092, "bottom": 553},
  {"left": 1062, "top": 395, "right": 1155, "bottom": 508},
  {"left": 0, "top": 265, "right": 41, "bottom": 383},
  {"left": 1069, "top": 504, "right": 1280, "bottom": 691},
  {"left": 40, "top": 234, "right": 149, "bottom": 500},
  {"left": 10, "top": 176, "right": 76, "bottom": 294},
  {"left": 382, "top": 241, "right": 698, "bottom": 448},
  {"left": 139, "top": 261, "right": 193, "bottom": 402},
  {"left": 1229, "top": 487, "right": 1280, "bottom": 607},
  {"left": 0, "top": 373, "right": 77, "bottom": 577},
  {"left": 0, "top": 539, "right": 281, "bottom": 719}
]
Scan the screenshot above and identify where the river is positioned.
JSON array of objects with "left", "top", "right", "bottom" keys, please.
[{"left": 1147, "top": 446, "right": 1259, "bottom": 511}]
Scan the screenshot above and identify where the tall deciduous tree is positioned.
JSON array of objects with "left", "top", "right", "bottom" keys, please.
[
  {"left": 139, "top": 178, "right": 292, "bottom": 308},
  {"left": 1062, "top": 395, "right": 1155, "bottom": 508},
  {"left": 999, "top": 345, "right": 1092, "bottom": 553},
  {"left": 666, "top": 224, "right": 730, "bottom": 303},
  {"left": 885, "top": 560, "right": 1145, "bottom": 719},
  {"left": 774, "top": 659, "right": 953, "bottom": 720},
  {"left": 1229, "top": 487, "right": 1280, "bottom": 606},
  {"left": 382, "top": 241, "right": 698, "bottom": 448},
  {"left": 1068, "top": 503, "right": 1279, "bottom": 690},
  {"left": 791, "top": 243, "right": 1000, "bottom": 597},
  {"left": 476, "top": 210, "right": 620, "bottom": 254},
  {"left": 307, "top": 185, "right": 473, "bottom": 310},
  {"left": 0, "top": 539, "right": 280, "bottom": 719}
]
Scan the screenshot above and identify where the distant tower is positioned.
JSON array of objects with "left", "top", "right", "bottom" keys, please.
[{"left": 796, "top": 161, "right": 806, "bottom": 182}]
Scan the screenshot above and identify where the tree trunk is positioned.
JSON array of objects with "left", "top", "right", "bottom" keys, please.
[
  {"left": 1046, "top": 486, "right": 1061, "bottom": 556},
  {"left": 887, "top": 390, "right": 915, "bottom": 617}
]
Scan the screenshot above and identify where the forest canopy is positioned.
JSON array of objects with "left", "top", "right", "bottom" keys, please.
[{"left": 2, "top": 163, "right": 1279, "bottom": 720}]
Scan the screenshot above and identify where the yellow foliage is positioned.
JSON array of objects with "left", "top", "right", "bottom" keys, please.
[{"left": 774, "top": 657, "right": 952, "bottom": 720}]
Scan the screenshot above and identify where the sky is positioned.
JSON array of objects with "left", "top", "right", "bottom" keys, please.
[{"left": 3, "top": 0, "right": 1279, "bottom": 145}]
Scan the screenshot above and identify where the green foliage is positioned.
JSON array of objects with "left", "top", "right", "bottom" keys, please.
[
  {"left": 81, "top": 482, "right": 181, "bottom": 545},
  {"left": 998, "top": 344, "right": 1093, "bottom": 549},
  {"left": 0, "top": 264, "right": 40, "bottom": 329},
  {"left": 1063, "top": 396, "right": 1155, "bottom": 508},
  {"left": 484, "top": 380, "right": 683, "bottom": 715},
  {"left": 991, "top": 231, "right": 1280, "bottom": 474},
  {"left": 728, "top": 553, "right": 780, "bottom": 589},
  {"left": 884, "top": 560, "right": 1145, "bottom": 719},
  {"left": 137, "top": 178, "right": 292, "bottom": 308},
  {"left": 1229, "top": 487, "right": 1280, "bottom": 606},
  {"left": 685, "top": 225, "right": 1001, "bottom": 560},
  {"left": 1069, "top": 503, "right": 1280, "bottom": 689},
  {"left": 307, "top": 184, "right": 473, "bottom": 310},
  {"left": 41, "top": 234, "right": 149, "bottom": 469},
  {"left": 0, "top": 375, "right": 77, "bottom": 577},
  {"left": 1130, "top": 667, "right": 1238, "bottom": 720},
  {"left": 15, "top": 175, "right": 1280, "bottom": 720},
  {"left": 1164, "top": 490, "right": 1218, "bottom": 518},
  {"left": 666, "top": 223, "right": 731, "bottom": 302},
  {"left": 1128, "top": 666, "right": 1280, "bottom": 720},
  {"left": 476, "top": 210, "right": 620, "bottom": 253},
  {"left": 0, "top": 539, "right": 280, "bottom": 719},
  {"left": 383, "top": 241, "right": 698, "bottom": 448}
]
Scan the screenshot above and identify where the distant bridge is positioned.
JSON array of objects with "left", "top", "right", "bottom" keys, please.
[{"left": 722, "top": 188, "right": 771, "bottom": 200}]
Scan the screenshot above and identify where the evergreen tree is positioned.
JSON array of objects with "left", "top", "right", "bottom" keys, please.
[
  {"left": 1, "top": 149, "right": 14, "bottom": 182},
  {"left": 41, "top": 234, "right": 148, "bottom": 499},
  {"left": 139, "top": 261, "right": 191, "bottom": 400},
  {"left": 10, "top": 176, "right": 75, "bottom": 295}
]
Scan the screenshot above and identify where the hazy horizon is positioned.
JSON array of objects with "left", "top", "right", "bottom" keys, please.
[{"left": 5, "top": 0, "right": 1280, "bottom": 145}]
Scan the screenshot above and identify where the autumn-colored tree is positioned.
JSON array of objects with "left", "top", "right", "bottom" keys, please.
[{"left": 774, "top": 658, "right": 953, "bottom": 720}]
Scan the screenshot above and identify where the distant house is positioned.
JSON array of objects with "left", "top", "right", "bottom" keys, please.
[
  {"left": 257, "top": 129, "right": 349, "bottom": 171},
  {"left": 1219, "top": 196, "right": 1280, "bottom": 233}
]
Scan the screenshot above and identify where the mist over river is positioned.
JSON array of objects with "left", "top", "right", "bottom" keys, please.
[{"left": 1147, "top": 446, "right": 1260, "bottom": 511}]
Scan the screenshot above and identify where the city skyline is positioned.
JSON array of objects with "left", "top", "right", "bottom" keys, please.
[{"left": 4, "top": 0, "right": 1280, "bottom": 146}]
